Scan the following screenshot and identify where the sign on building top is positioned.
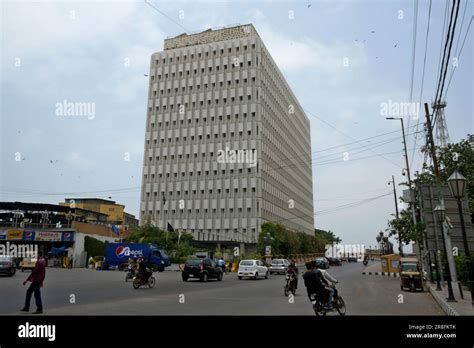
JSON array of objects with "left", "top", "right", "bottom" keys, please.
[{"left": 164, "top": 24, "right": 257, "bottom": 50}]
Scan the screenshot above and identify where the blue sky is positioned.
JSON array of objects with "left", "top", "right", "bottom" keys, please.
[{"left": 1, "top": 0, "right": 473, "bottom": 249}]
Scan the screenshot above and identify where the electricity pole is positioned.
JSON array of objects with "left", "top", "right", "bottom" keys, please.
[{"left": 389, "top": 175, "right": 402, "bottom": 256}]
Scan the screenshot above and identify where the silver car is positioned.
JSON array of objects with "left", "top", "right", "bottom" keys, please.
[
  {"left": 269, "top": 259, "right": 289, "bottom": 275},
  {"left": 0, "top": 256, "right": 16, "bottom": 277}
]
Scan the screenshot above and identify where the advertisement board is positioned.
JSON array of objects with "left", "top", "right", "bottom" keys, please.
[
  {"left": 36, "top": 231, "right": 61, "bottom": 241},
  {"left": 7, "top": 229, "right": 23, "bottom": 240}
]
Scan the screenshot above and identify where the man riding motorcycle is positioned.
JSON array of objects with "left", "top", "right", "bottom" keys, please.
[
  {"left": 217, "top": 257, "right": 226, "bottom": 273},
  {"left": 137, "top": 257, "right": 152, "bottom": 284},
  {"left": 316, "top": 262, "right": 339, "bottom": 304},
  {"left": 286, "top": 260, "right": 299, "bottom": 290},
  {"left": 303, "top": 261, "right": 332, "bottom": 309}
]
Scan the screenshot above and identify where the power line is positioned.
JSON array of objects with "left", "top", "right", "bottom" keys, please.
[
  {"left": 438, "top": 0, "right": 461, "bottom": 102},
  {"left": 303, "top": 109, "right": 404, "bottom": 169},
  {"left": 435, "top": 0, "right": 450, "bottom": 100},
  {"left": 434, "top": 0, "right": 460, "bottom": 104},
  {"left": 445, "top": 14, "right": 473, "bottom": 97},
  {"left": 410, "top": 0, "right": 432, "bottom": 170},
  {"left": 407, "top": 0, "right": 419, "bottom": 132}
]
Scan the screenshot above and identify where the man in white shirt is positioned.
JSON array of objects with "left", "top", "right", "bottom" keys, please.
[{"left": 319, "top": 267, "right": 339, "bottom": 304}]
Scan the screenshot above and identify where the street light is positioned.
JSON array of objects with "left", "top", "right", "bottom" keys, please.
[
  {"left": 434, "top": 203, "right": 456, "bottom": 302},
  {"left": 447, "top": 170, "right": 474, "bottom": 306}
]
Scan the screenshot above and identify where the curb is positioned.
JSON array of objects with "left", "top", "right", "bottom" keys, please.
[
  {"left": 362, "top": 271, "right": 400, "bottom": 277},
  {"left": 428, "top": 285, "right": 460, "bottom": 316}
]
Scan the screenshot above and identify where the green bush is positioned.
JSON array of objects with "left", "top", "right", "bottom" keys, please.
[
  {"left": 455, "top": 252, "right": 474, "bottom": 289},
  {"left": 256, "top": 222, "right": 340, "bottom": 257},
  {"left": 84, "top": 236, "right": 107, "bottom": 262}
]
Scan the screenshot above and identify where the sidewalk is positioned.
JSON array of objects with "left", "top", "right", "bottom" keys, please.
[{"left": 427, "top": 282, "right": 474, "bottom": 316}]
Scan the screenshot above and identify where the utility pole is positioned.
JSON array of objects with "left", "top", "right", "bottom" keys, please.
[
  {"left": 386, "top": 117, "right": 418, "bottom": 257},
  {"left": 389, "top": 175, "right": 402, "bottom": 256},
  {"left": 424, "top": 102, "right": 456, "bottom": 301}
]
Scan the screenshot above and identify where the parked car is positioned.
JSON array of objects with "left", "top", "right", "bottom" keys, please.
[
  {"left": 238, "top": 260, "right": 269, "bottom": 280},
  {"left": 315, "top": 257, "right": 330, "bottom": 269},
  {"left": 269, "top": 259, "right": 288, "bottom": 274},
  {"left": 326, "top": 257, "right": 342, "bottom": 266},
  {"left": 182, "top": 258, "right": 223, "bottom": 282},
  {"left": 20, "top": 257, "right": 37, "bottom": 272},
  {"left": 348, "top": 257, "right": 358, "bottom": 262},
  {"left": 0, "top": 256, "right": 16, "bottom": 276}
]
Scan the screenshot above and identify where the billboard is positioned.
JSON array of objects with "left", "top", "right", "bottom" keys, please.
[
  {"left": 36, "top": 231, "right": 61, "bottom": 241},
  {"left": 61, "top": 232, "right": 74, "bottom": 242},
  {"left": 23, "top": 231, "right": 36, "bottom": 241},
  {"left": 0, "top": 230, "right": 6, "bottom": 240},
  {"left": 7, "top": 229, "right": 23, "bottom": 240}
]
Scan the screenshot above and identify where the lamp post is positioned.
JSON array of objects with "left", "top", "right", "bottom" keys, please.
[
  {"left": 434, "top": 203, "right": 456, "bottom": 302},
  {"left": 447, "top": 170, "right": 474, "bottom": 306}
]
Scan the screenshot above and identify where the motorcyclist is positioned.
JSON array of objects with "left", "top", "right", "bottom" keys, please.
[
  {"left": 286, "top": 260, "right": 299, "bottom": 289},
  {"left": 127, "top": 257, "right": 138, "bottom": 276},
  {"left": 303, "top": 261, "right": 329, "bottom": 307},
  {"left": 137, "top": 257, "right": 152, "bottom": 283},
  {"left": 217, "top": 257, "right": 226, "bottom": 272},
  {"left": 312, "top": 261, "right": 334, "bottom": 309},
  {"left": 317, "top": 264, "right": 339, "bottom": 303}
]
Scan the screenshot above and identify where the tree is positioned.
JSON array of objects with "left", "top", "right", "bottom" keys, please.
[
  {"left": 126, "top": 222, "right": 195, "bottom": 260},
  {"left": 315, "top": 229, "right": 342, "bottom": 244},
  {"left": 417, "top": 134, "right": 474, "bottom": 221},
  {"left": 387, "top": 208, "right": 425, "bottom": 246},
  {"left": 256, "top": 222, "right": 341, "bottom": 257}
]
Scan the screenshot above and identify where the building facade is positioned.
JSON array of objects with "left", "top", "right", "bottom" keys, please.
[
  {"left": 140, "top": 24, "right": 314, "bottom": 242},
  {"left": 60, "top": 198, "right": 138, "bottom": 227}
]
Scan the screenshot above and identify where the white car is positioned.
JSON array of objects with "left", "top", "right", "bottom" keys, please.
[{"left": 237, "top": 259, "right": 269, "bottom": 280}]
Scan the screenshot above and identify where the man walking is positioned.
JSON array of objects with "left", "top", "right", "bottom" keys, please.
[{"left": 20, "top": 251, "right": 46, "bottom": 314}]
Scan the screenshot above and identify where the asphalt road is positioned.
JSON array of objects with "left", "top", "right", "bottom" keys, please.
[{"left": 0, "top": 262, "right": 443, "bottom": 315}]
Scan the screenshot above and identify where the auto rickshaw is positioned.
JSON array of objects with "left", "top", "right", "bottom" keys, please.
[{"left": 399, "top": 257, "right": 423, "bottom": 292}]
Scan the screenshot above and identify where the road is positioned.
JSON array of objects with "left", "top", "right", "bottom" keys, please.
[{"left": 0, "top": 262, "right": 443, "bottom": 315}]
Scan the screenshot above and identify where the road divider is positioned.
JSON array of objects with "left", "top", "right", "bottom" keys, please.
[{"left": 362, "top": 271, "right": 400, "bottom": 277}]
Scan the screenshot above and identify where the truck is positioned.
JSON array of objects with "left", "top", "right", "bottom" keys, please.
[{"left": 105, "top": 243, "right": 171, "bottom": 272}]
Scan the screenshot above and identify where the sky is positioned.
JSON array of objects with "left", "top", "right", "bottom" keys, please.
[{"left": 1, "top": 0, "right": 473, "bottom": 251}]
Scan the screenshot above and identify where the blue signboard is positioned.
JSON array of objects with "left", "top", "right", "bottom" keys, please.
[
  {"left": 61, "top": 232, "right": 74, "bottom": 242},
  {"left": 23, "top": 230, "right": 36, "bottom": 241}
]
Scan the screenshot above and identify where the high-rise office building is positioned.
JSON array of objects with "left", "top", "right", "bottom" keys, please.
[{"left": 140, "top": 24, "right": 313, "bottom": 242}]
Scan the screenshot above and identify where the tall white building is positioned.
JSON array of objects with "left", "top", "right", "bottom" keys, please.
[{"left": 140, "top": 24, "right": 314, "bottom": 242}]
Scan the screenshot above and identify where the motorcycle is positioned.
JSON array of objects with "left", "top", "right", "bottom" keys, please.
[
  {"left": 284, "top": 273, "right": 297, "bottom": 296},
  {"left": 125, "top": 264, "right": 136, "bottom": 282},
  {"left": 362, "top": 258, "right": 368, "bottom": 266},
  {"left": 309, "top": 283, "right": 346, "bottom": 316},
  {"left": 132, "top": 269, "right": 156, "bottom": 289}
]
